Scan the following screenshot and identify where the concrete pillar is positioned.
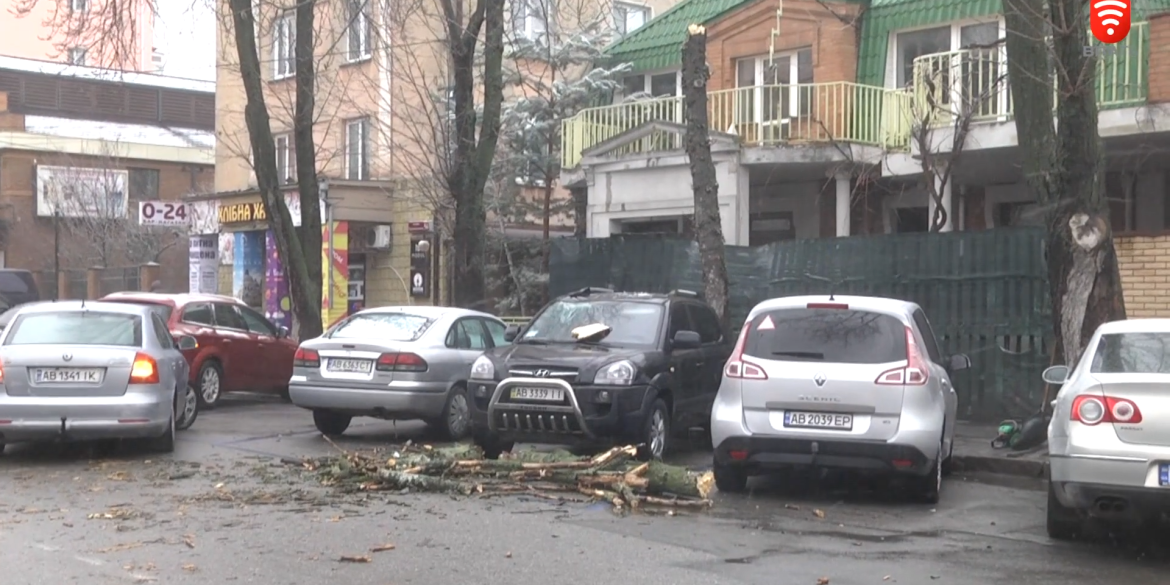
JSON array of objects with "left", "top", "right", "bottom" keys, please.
[
  {"left": 86, "top": 267, "right": 102, "bottom": 300},
  {"left": 834, "top": 171, "right": 851, "bottom": 237},
  {"left": 930, "top": 164, "right": 955, "bottom": 232},
  {"left": 57, "top": 271, "right": 69, "bottom": 300},
  {"left": 139, "top": 262, "right": 160, "bottom": 292}
]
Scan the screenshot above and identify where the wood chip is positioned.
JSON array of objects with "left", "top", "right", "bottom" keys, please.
[
  {"left": 817, "top": 578, "right": 830, "bottom": 585},
  {"left": 181, "top": 564, "right": 197, "bottom": 572},
  {"left": 813, "top": 509, "right": 826, "bottom": 519},
  {"left": 338, "top": 555, "right": 372, "bottom": 563},
  {"left": 369, "top": 544, "right": 395, "bottom": 553}
]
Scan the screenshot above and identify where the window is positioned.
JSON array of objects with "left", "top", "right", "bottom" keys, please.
[
  {"left": 617, "top": 71, "right": 680, "bottom": 101},
  {"left": 893, "top": 21, "right": 1004, "bottom": 116},
  {"left": 345, "top": 117, "right": 370, "bottom": 180},
  {"left": 483, "top": 319, "right": 509, "bottom": 347},
  {"left": 0, "top": 272, "right": 33, "bottom": 296},
  {"left": 213, "top": 303, "right": 248, "bottom": 330},
  {"left": 1092, "top": 333, "right": 1170, "bottom": 373},
  {"left": 151, "top": 313, "right": 174, "bottom": 349},
  {"left": 346, "top": 0, "right": 371, "bottom": 61},
  {"left": 275, "top": 133, "right": 296, "bottom": 183},
  {"left": 749, "top": 210, "right": 795, "bottom": 246},
  {"left": 327, "top": 312, "right": 434, "bottom": 341},
  {"left": 667, "top": 303, "right": 692, "bottom": 339},
  {"left": 734, "top": 49, "right": 813, "bottom": 136},
  {"left": 447, "top": 319, "right": 491, "bottom": 350},
  {"left": 128, "top": 168, "right": 160, "bottom": 202},
  {"left": 106, "top": 300, "right": 174, "bottom": 323},
  {"left": 687, "top": 305, "right": 723, "bottom": 344},
  {"left": 238, "top": 306, "right": 277, "bottom": 336},
  {"left": 521, "top": 300, "right": 664, "bottom": 346},
  {"left": 613, "top": 2, "right": 649, "bottom": 36},
  {"left": 511, "top": 0, "right": 551, "bottom": 42},
  {"left": 892, "top": 206, "right": 930, "bottom": 233},
  {"left": 273, "top": 10, "right": 296, "bottom": 79},
  {"left": 911, "top": 310, "right": 943, "bottom": 363},
  {"left": 742, "top": 309, "right": 908, "bottom": 364},
  {"left": 68, "top": 48, "right": 87, "bottom": 66},
  {"left": 182, "top": 303, "right": 214, "bottom": 326},
  {"left": 5, "top": 312, "right": 141, "bottom": 347},
  {"left": 71, "top": 0, "right": 87, "bottom": 12}
]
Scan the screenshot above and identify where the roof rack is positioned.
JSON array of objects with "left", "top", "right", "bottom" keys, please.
[
  {"left": 670, "top": 289, "right": 700, "bottom": 298},
  {"left": 567, "top": 286, "right": 614, "bottom": 298}
]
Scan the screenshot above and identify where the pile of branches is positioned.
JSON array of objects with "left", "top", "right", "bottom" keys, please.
[{"left": 298, "top": 442, "right": 715, "bottom": 512}]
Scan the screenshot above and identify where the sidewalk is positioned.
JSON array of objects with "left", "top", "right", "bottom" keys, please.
[{"left": 950, "top": 420, "right": 1049, "bottom": 479}]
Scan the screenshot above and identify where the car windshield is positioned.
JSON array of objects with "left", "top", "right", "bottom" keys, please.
[
  {"left": 742, "top": 308, "right": 907, "bottom": 363},
  {"left": 1091, "top": 332, "right": 1170, "bottom": 373},
  {"left": 105, "top": 300, "right": 174, "bottom": 323},
  {"left": 521, "top": 300, "right": 663, "bottom": 345},
  {"left": 4, "top": 311, "right": 142, "bottom": 347},
  {"left": 327, "top": 312, "right": 434, "bottom": 341}
]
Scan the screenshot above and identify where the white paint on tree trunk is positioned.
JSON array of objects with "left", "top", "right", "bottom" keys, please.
[{"left": 1060, "top": 213, "right": 1107, "bottom": 366}]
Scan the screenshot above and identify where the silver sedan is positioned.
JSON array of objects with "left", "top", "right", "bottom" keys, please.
[
  {"left": 1045, "top": 318, "right": 1170, "bottom": 538},
  {"left": 288, "top": 306, "right": 510, "bottom": 439},
  {"left": 0, "top": 301, "right": 196, "bottom": 455}
]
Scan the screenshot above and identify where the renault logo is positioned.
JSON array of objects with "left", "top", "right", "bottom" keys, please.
[
  {"left": 62, "top": 353, "right": 73, "bottom": 362},
  {"left": 814, "top": 372, "right": 827, "bottom": 387},
  {"left": 533, "top": 369, "right": 551, "bottom": 378}
]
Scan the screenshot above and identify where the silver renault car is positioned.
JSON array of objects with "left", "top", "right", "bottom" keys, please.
[
  {"left": 1044, "top": 318, "right": 1170, "bottom": 539},
  {"left": 710, "top": 295, "right": 970, "bottom": 503}
]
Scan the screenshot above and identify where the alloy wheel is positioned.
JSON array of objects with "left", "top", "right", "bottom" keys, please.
[
  {"left": 201, "top": 368, "right": 221, "bottom": 404},
  {"left": 648, "top": 410, "right": 666, "bottom": 459},
  {"left": 447, "top": 393, "right": 470, "bottom": 437},
  {"left": 180, "top": 387, "right": 198, "bottom": 428}
]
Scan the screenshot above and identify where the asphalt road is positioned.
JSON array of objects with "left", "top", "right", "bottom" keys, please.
[{"left": 1, "top": 395, "right": 1168, "bottom": 585}]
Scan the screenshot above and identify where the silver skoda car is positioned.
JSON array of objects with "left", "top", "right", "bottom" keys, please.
[
  {"left": 1044, "top": 318, "right": 1170, "bottom": 539},
  {"left": 710, "top": 295, "right": 970, "bottom": 503}
]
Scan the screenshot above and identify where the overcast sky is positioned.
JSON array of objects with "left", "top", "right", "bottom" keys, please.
[{"left": 156, "top": 1, "right": 215, "bottom": 81}]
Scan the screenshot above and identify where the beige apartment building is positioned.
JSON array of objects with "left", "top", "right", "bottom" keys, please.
[{"left": 211, "top": 0, "right": 675, "bottom": 320}]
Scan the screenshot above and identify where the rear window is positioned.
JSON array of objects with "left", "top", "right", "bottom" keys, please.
[
  {"left": 743, "top": 308, "right": 907, "bottom": 364},
  {"left": 0, "top": 272, "right": 31, "bottom": 294},
  {"left": 327, "top": 312, "right": 434, "bottom": 341},
  {"left": 5, "top": 312, "right": 143, "bottom": 347},
  {"left": 1091, "top": 333, "right": 1170, "bottom": 373},
  {"left": 105, "top": 301, "right": 173, "bottom": 324}
]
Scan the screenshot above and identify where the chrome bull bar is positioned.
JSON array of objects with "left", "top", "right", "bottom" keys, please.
[{"left": 488, "top": 377, "right": 593, "bottom": 439}]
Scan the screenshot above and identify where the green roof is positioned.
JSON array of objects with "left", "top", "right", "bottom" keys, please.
[
  {"left": 856, "top": 0, "right": 1001, "bottom": 87},
  {"left": 604, "top": 0, "right": 755, "bottom": 72}
]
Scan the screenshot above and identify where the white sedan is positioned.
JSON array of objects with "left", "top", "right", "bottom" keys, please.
[{"left": 1044, "top": 318, "right": 1170, "bottom": 539}]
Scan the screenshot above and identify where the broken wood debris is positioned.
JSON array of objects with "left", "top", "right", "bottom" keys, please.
[{"left": 297, "top": 442, "right": 714, "bottom": 512}]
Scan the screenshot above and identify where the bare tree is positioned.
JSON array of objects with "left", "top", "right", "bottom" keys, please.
[
  {"left": 681, "top": 24, "right": 730, "bottom": 329},
  {"left": 1003, "top": 0, "right": 1126, "bottom": 367}
]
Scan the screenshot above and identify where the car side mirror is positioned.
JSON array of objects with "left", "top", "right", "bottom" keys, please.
[
  {"left": 504, "top": 325, "right": 521, "bottom": 342},
  {"left": 277, "top": 326, "right": 291, "bottom": 339},
  {"left": 948, "top": 354, "right": 971, "bottom": 371},
  {"left": 176, "top": 335, "right": 198, "bottom": 351},
  {"left": 1042, "top": 365, "right": 1069, "bottom": 385},
  {"left": 672, "top": 330, "right": 701, "bottom": 350}
]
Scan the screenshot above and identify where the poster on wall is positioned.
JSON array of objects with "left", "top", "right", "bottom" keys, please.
[
  {"left": 264, "top": 231, "right": 293, "bottom": 332},
  {"left": 233, "top": 231, "right": 265, "bottom": 307},
  {"left": 188, "top": 235, "right": 219, "bottom": 294},
  {"left": 321, "top": 222, "right": 349, "bottom": 330},
  {"left": 35, "top": 165, "right": 129, "bottom": 218},
  {"left": 410, "top": 236, "right": 429, "bottom": 298}
]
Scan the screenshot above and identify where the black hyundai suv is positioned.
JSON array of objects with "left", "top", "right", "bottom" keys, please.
[{"left": 467, "top": 287, "right": 733, "bottom": 460}]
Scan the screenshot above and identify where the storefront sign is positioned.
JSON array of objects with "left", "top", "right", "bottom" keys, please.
[
  {"left": 264, "top": 230, "right": 293, "bottom": 332},
  {"left": 407, "top": 221, "right": 431, "bottom": 233},
  {"left": 188, "top": 235, "right": 219, "bottom": 294},
  {"left": 139, "top": 201, "right": 189, "bottom": 226},
  {"left": 410, "top": 235, "right": 429, "bottom": 298},
  {"left": 218, "top": 201, "right": 266, "bottom": 224},
  {"left": 322, "top": 222, "right": 350, "bottom": 330}
]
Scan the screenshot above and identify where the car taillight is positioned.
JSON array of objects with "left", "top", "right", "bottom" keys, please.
[
  {"left": 129, "top": 352, "right": 159, "bottom": 384},
  {"left": 376, "top": 353, "right": 428, "bottom": 372},
  {"left": 1071, "top": 395, "right": 1142, "bottom": 425},
  {"left": 875, "top": 327, "right": 929, "bottom": 386},
  {"left": 294, "top": 348, "right": 320, "bottom": 367},
  {"left": 724, "top": 319, "right": 767, "bottom": 380}
]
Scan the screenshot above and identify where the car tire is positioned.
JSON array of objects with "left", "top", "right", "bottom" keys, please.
[
  {"left": 277, "top": 385, "right": 291, "bottom": 402},
  {"left": 637, "top": 398, "right": 672, "bottom": 462},
  {"left": 176, "top": 384, "right": 199, "bottom": 431},
  {"left": 941, "top": 431, "right": 954, "bottom": 477},
  {"left": 474, "top": 432, "right": 514, "bottom": 460},
  {"left": 913, "top": 437, "right": 943, "bottom": 504},
  {"left": 313, "top": 410, "right": 352, "bottom": 436},
  {"left": 431, "top": 385, "right": 472, "bottom": 441},
  {"left": 713, "top": 462, "right": 748, "bottom": 493},
  {"left": 1046, "top": 481, "right": 1082, "bottom": 540},
  {"left": 195, "top": 361, "right": 224, "bottom": 410},
  {"left": 148, "top": 415, "right": 176, "bottom": 454}
]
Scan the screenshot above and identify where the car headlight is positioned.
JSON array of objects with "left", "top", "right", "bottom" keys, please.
[
  {"left": 595, "top": 360, "right": 637, "bottom": 386},
  {"left": 470, "top": 355, "right": 495, "bottom": 380}
]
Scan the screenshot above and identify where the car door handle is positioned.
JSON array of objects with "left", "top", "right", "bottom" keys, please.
[{"left": 695, "top": 361, "right": 705, "bottom": 367}]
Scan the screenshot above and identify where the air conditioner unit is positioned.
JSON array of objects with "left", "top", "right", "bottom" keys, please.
[{"left": 368, "top": 224, "right": 393, "bottom": 249}]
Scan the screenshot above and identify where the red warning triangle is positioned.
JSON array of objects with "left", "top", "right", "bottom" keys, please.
[{"left": 757, "top": 315, "right": 775, "bottom": 330}]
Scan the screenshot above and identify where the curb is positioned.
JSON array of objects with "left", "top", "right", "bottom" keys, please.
[{"left": 951, "top": 453, "right": 1049, "bottom": 479}]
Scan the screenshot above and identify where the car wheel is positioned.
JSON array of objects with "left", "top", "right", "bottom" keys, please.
[
  {"left": 148, "top": 415, "right": 176, "bottom": 454},
  {"left": 313, "top": 410, "right": 352, "bottom": 436},
  {"left": 914, "top": 437, "right": 943, "bottom": 504},
  {"left": 637, "top": 398, "right": 671, "bottom": 461},
  {"left": 1046, "top": 481, "right": 1082, "bottom": 540},
  {"left": 714, "top": 462, "right": 748, "bottom": 493},
  {"left": 176, "top": 385, "right": 199, "bottom": 431},
  {"left": 195, "top": 361, "right": 223, "bottom": 410},
  {"left": 432, "top": 385, "right": 471, "bottom": 441},
  {"left": 474, "top": 432, "right": 514, "bottom": 460}
]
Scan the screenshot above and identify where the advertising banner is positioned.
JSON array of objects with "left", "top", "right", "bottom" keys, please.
[
  {"left": 233, "top": 231, "right": 265, "bottom": 308},
  {"left": 35, "top": 165, "right": 129, "bottom": 218},
  {"left": 321, "top": 222, "right": 349, "bottom": 330},
  {"left": 264, "top": 230, "right": 293, "bottom": 332},
  {"left": 188, "top": 235, "right": 219, "bottom": 294}
]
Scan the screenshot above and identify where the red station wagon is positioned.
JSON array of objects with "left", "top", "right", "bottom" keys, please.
[{"left": 99, "top": 292, "right": 298, "bottom": 408}]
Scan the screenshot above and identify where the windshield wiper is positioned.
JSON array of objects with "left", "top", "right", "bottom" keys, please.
[
  {"left": 517, "top": 339, "right": 549, "bottom": 345},
  {"left": 771, "top": 351, "right": 825, "bottom": 360}
]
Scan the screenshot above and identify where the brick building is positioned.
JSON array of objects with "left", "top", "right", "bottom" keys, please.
[{"left": 0, "top": 56, "right": 214, "bottom": 297}]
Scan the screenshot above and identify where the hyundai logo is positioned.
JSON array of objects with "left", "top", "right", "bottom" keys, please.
[
  {"left": 533, "top": 369, "right": 551, "bottom": 378},
  {"left": 813, "top": 372, "right": 827, "bottom": 387}
]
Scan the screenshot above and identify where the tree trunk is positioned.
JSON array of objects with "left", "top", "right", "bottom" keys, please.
[
  {"left": 293, "top": 0, "right": 323, "bottom": 339},
  {"left": 227, "top": 0, "right": 321, "bottom": 340},
  {"left": 680, "top": 25, "right": 731, "bottom": 330},
  {"left": 1003, "top": 0, "right": 1125, "bottom": 371}
]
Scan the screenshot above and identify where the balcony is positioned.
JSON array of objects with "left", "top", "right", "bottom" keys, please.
[{"left": 561, "top": 81, "right": 912, "bottom": 168}]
